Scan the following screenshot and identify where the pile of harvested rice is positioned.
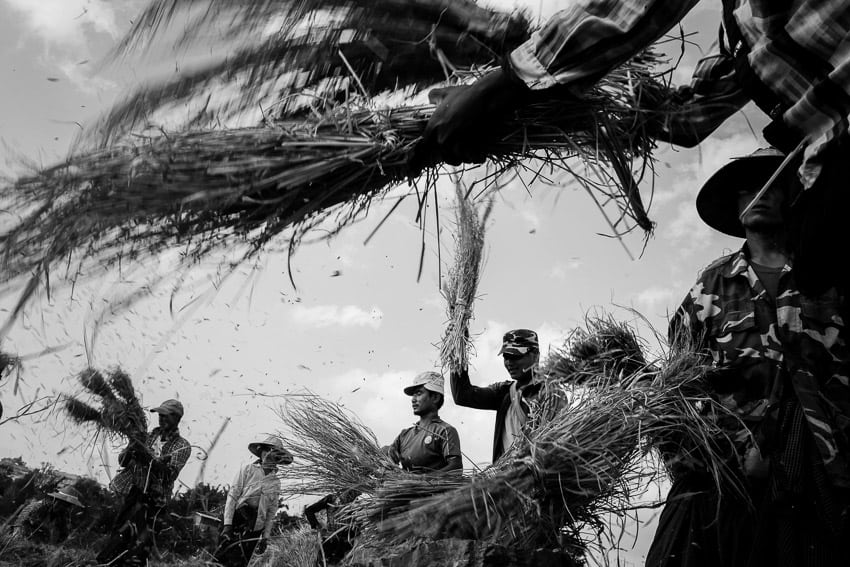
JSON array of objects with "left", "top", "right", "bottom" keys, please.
[
  {"left": 273, "top": 319, "right": 740, "bottom": 560},
  {"left": 64, "top": 367, "right": 148, "bottom": 445},
  {"left": 375, "top": 319, "right": 740, "bottom": 553}
]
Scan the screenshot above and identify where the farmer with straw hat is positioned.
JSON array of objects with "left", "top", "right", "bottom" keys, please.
[
  {"left": 215, "top": 435, "right": 292, "bottom": 567},
  {"left": 97, "top": 398, "right": 191, "bottom": 566},
  {"left": 450, "top": 329, "right": 542, "bottom": 462},
  {"left": 385, "top": 371, "right": 462, "bottom": 473},
  {"left": 10, "top": 484, "right": 85, "bottom": 544},
  {"left": 646, "top": 148, "right": 850, "bottom": 566}
]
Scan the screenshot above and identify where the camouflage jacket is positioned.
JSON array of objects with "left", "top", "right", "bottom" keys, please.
[{"left": 673, "top": 247, "right": 850, "bottom": 487}]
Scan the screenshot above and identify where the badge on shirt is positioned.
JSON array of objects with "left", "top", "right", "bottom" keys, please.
[{"left": 424, "top": 435, "right": 433, "bottom": 445}]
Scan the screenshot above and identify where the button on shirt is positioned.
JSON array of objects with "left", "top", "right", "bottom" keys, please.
[
  {"left": 388, "top": 417, "right": 461, "bottom": 473},
  {"left": 223, "top": 463, "right": 281, "bottom": 538}
]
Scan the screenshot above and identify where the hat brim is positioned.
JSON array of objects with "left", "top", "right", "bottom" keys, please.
[
  {"left": 48, "top": 492, "right": 84, "bottom": 508},
  {"left": 248, "top": 443, "right": 293, "bottom": 464},
  {"left": 403, "top": 384, "right": 442, "bottom": 395},
  {"left": 697, "top": 154, "right": 785, "bottom": 238}
]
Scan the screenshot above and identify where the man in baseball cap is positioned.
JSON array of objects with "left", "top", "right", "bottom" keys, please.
[
  {"left": 646, "top": 148, "right": 850, "bottom": 566},
  {"left": 450, "top": 329, "right": 542, "bottom": 462},
  {"left": 98, "top": 398, "right": 191, "bottom": 565},
  {"left": 385, "top": 371, "right": 462, "bottom": 474}
]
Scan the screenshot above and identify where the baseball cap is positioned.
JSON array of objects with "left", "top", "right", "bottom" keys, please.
[
  {"left": 403, "top": 371, "right": 444, "bottom": 395},
  {"left": 498, "top": 329, "right": 539, "bottom": 356},
  {"left": 150, "top": 399, "right": 184, "bottom": 419}
]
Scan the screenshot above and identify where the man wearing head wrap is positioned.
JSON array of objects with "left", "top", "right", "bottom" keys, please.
[
  {"left": 385, "top": 371, "right": 462, "bottom": 473},
  {"left": 646, "top": 149, "right": 850, "bottom": 567},
  {"left": 215, "top": 435, "right": 292, "bottom": 567},
  {"left": 450, "top": 329, "right": 541, "bottom": 462}
]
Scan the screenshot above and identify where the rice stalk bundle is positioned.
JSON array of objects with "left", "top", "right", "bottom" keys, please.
[
  {"left": 375, "top": 321, "right": 740, "bottom": 549},
  {"left": 63, "top": 367, "right": 148, "bottom": 445},
  {"left": 541, "top": 316, "right": 648, "bottom": 385},
  {"left": 94, "top": 0, "right": 531, "bottom": 145},
  {"left": 439, "top": 183, "right": 492, "bottom": 374},
  {"left": 276, "top": 394, "right": 468, "bottom": 536},
  {"left": 276, "top": 394, "right": 400, "bottom": 497},
  {"left": 2, "top": 55, "right": 663, "bottom": 318}
]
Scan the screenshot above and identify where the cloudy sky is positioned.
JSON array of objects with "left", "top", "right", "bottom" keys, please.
[{"left": 0, "top": 1, "right": 767, "bottom": 563}]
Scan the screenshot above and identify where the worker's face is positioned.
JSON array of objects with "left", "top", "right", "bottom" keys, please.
[
  {"left": 502, "top": 351, "right": 539, "bottom": 380},
  {"left": 158, "top": 412, "right": 180, "bottom": 432},
  {"left": 736, "top": 176, "right": 790, "bottom": 232},
  {"left": 410, "top": 387, "right": 437, "bottom": 416}
]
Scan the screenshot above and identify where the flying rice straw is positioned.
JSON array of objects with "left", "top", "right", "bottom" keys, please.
[{"left": 440, "top": 181, "right": 493, "bottom": 374}]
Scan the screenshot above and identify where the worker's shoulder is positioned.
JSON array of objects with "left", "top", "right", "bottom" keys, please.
[{"left": 698, "top": 251, "right": 737, "bottom": 279}]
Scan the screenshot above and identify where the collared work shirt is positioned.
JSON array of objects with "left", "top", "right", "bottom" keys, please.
[
  {"left": 388, "top": 416, "right": 461, "bottom": 473},
  {"left": 509, "top": 0, "right": 850, "bottom": 187},
  {"left": 673, "top": 247, "right": 850, "bottom": 486},
  {"left": 110, "top": 427, "right": 191, "bottom": 500},
  {"left": 223, "top": 462, "right": 280, "bottom": 538}
]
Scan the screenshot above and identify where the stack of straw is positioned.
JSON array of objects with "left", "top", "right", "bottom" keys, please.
[
  {"left": 439, "top": 184, "right": 493, "bottom": 374},
  {"left": 375, "top": 319, "right": 739, "bottom": 551},
  {"left": 64, "top": 368, "right": 148, "bottom": 444}
]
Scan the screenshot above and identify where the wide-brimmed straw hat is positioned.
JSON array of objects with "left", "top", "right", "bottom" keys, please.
[
  {"left": 696, "top": 147, "right": 786, "bottom": 238},
  {"left": 248, "top": 435, "right": 293, "bottom": 464},
  {"left": 48, "top": 486, "right": 84, "bottom": 508}
]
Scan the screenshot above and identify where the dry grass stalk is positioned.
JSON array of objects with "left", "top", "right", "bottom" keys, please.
[
  {"left": 274, "top": 394, "right": 467, "bottom": 537},
  {"left": 439, "top": 182, "right": 493, "bottom": 374},
  {"left": 276, "top": 394, "right": 399, "bottom": 498},
  {"left": 0, "top": 48, "right": 665, "bottom": 326},
  {"left": 376, "top": 318, "right": 742, "bottom": 551},
  {"left": 63, "top": 367, "right": 148, "bottom": 445}
]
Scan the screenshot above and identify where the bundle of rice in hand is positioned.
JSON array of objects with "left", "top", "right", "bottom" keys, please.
[
  {"left": 64, "top": 367, "right": 148, "bottom": 445},
  {"left": 276, "top": 394, "right": 467, "bottom": 533},
  {"left": 439, "top": 182, "right": 493, "bottom": 374},
  {"left": 0, "top": 0, "right": 670, "bottom": 324},
  {"left": 541, "top": 315, "right": 648, "bottom": 385},
  {"left": 376, "top": 317, "right": 741, "bottom": 555}
]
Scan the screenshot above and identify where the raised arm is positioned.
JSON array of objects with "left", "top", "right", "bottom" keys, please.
[
  {"left": 414, "top": 0, "right": 702, "bottom": 167},
  {"left": 510, "top": 0, "right": 701, "bottom": 91},
  {"left": 450, "top": 368, "right": 509, "bottom": 411}
]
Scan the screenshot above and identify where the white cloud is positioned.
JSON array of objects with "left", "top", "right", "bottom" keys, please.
[
  {"left": 633, "top": 285, "right": 678, "bottom": 318},
  {"left": 290, "top": 304, "right": 384, "bottom": 329},
  {"left": 4, "top": 0, "right": 122, "bottom": 47},
  {"left": 548, "top": 259, "right": 582, "bottom": 280}
]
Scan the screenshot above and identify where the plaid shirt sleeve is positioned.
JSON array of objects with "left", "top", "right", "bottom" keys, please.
[
  {"left": 509, "top": 0, "right": 700, "bottom": 90},
  {"left": 164, "top": 435, "right": 191, "bottom": 480},
  {"left": 651, "top": 53, "right": 750, "bottom": 147}
]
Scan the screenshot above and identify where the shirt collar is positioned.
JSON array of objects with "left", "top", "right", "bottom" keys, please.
[
  {"left": 416, "top": 415, "right": 442, "bottom": 426},
  {"left": 721, "top": 245, "right": 792, "bottom": 279},
  {"left": 153, "top": 426, "right": 180, "bottom": 442}
]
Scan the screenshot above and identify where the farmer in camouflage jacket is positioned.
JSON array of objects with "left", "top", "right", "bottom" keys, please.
[{"left": 647, "top": 148, "right": 850, "bottom": 567}]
